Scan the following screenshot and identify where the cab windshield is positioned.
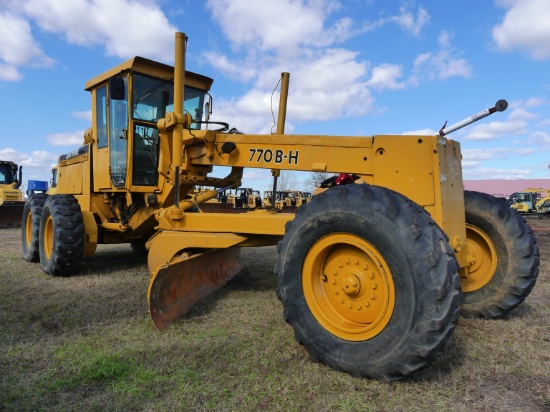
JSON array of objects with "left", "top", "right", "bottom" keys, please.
[
  {"left": 0, "top": 164, "right": 16, "bottom": 185},
  {"left": 132, "top": 73, "right": 207, "bottom": 128}
]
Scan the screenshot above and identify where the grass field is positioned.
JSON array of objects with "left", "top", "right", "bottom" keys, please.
[{"left": 1, "top": 219, "right": 549, "bottom": 411}]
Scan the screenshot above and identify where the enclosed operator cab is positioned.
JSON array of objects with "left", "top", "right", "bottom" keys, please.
[
  {"left": 84, "top": 56, "right": 213, "bottom": 194},
  {"left": 0, "top": 161, "right": 23, "bottom": 204},
  {"left": 54, "top": 57, "right": 213, "bottom": 241},
  {"left": 0, "top": 160, "right": 24, "bottom": 228}
]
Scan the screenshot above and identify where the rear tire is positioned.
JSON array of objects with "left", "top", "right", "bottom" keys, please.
[
  {"left": 461, "top": 191, "right": 539, "bottom": 318},
  {"left": 39, "top": 195, "right": 85, "bottom": 276},
  {"left": 277, "top": 185, "right": 461, "bottom": 381},
  {"left": 22, "top": 194, "right": 48, "bottom": 262}
]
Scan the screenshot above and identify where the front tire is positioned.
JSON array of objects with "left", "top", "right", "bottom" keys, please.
[
  {"left": 39, "top": 195, "right": 85, "bottom": 276},
  {"left": 22, "top": 193, "right": 48, "bottom": 262},
  {"left": 461, "top": 191, "right": 539, "bottom": 318},
  {"left": 277, "top": 185, "right": 461, "bottom": 381}
]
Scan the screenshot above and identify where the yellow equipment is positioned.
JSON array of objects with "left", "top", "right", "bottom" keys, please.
[
  {"left": 262, "top": 190, "right": 285, "bottom": 209},
  {"left": 262, "top": 190, "right": 310, "bottom": 209},
  {"left": 280, "top": 190, "right": 308, "bottom": 207},
  {"left": 508, "top": 188, "right": 550, "bottom": 213},
  {"left": 22, "top": 33, "right": 539, "bottom": 381},
  {"left": 226, "top": 188, "right": 262, "bottom": 208},
  {"left": 0, "top": 160, "right": 24, "bottom": 228}
]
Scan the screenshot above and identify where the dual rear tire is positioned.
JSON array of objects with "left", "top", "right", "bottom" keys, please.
[
  {"left": 22, "top": 193, "right": 48, "bottom": 262},
  {"left": 277, "top": 186, "right": 539, "bottom": 380},
  {"left": 21, "top": 194, "right": 85, "bottom": 276}
]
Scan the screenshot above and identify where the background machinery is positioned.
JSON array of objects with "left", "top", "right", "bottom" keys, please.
[
  {"left": 508, "top": 188, "right": 549, "bottom": 214},
  {"left": 226, "top": 187, "right": 262, "bottom": 209},
  {"left": 262, "top": 190, "right": 311, "bottom": 209},
  {"left": 26, "top": 180, "right": 49, "bottom": 196},
  {"left": 22, "top": 33, "right": 539, "bottom": 381},
  {"left": 0, "top": 160, "right": 24, "bottom": 228}
]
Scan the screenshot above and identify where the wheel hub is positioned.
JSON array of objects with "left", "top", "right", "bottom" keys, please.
[
  {"left": 302, "top": 233, "right": 395, "bottom": 341},
  {"left": 462, "top": 224, "right": 497, "bottom": 292},
  {"left": 325, "top": 256, "right": 384, "bottom": 324},
  {"left": 340, "top": 273, "right": 361, "bottom": 296}
]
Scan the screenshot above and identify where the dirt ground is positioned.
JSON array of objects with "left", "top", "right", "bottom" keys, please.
[
  {"left": 1, "top": 214, "right": 549, "bottom": 411},
  {"left": 527, "top": 215, "right": 550, "bottom": 253}
]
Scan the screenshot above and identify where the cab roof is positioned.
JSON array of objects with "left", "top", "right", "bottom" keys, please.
[{"left": 85, "top": 56, "right": 214, "bottom": 92}]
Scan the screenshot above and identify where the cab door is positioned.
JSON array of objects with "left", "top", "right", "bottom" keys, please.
[
  {"left": 92, "top": 77, "right": 129, "bottom": 190},
  {"left": 108, "top": 77, "right": 129, "bottom": 188},
  {"left": 93, "top": 85, "right": 112, "bottom": 190}
]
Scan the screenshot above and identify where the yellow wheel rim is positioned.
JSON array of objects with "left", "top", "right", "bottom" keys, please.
[
  {"left": 24, "top": 212, "right": 32, "bottom": 248},
  {"left": 302, "top": 233, "right": 395, "bottom": 341},
  {"left": 43, "top": 215, "right": 54, "bottom": 260},
  {"left": 462, "top": 224, "right": 498, "bottom": 292}
]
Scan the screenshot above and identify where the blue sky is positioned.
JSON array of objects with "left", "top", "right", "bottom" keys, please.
[{"left": 1, "top": 0, "right": 550, "bottom": 193}]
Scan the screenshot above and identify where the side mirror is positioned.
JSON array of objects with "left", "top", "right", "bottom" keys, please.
[{"left": 109, "top": 77, "right": 125, "bottom": 100}]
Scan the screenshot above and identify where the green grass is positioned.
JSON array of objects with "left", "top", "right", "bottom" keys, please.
[{"left": 1, "top": 227, "right": 549, "bottom": 411}]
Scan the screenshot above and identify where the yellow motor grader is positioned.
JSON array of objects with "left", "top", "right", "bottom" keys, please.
[
  {"left": 0, "top": 160, "right": 24, "bottom": 228},
  {"left": 22, "top": 33, "right": 539, "bottom": 381}
]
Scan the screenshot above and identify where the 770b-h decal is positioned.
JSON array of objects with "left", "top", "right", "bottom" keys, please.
[{"left": 248, "top": 148, "right": 299, "bottom": 165}]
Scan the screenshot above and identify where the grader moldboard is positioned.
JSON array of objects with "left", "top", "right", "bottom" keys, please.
[{"left": 22, "top": 33, "right": 539, "bottom": 381}]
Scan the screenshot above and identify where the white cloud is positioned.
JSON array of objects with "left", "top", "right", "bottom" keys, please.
[
  {"left": 206, "top": 0, "right": 343, "bottom": 54},
  {"left": 243, "top": 168, "right": 273, "bottom": 181},
  {"left": 401, "top": 128, "right": 437, "bottom": 135},
  {"left": 0, "top": 64, "right": 22, "bottom": 82},
  {"left": 201, "top": 2, "right": 462, "bottom": 129},
  {"left": 1, "top": 0, "right": 178, "bottom": 79},
  {"left": 411, "top": 31, "right": 472, "bottom": 82},
  {"left": 0, "top": 148, "right": 26, "bottom": 164},
  {"left": 21, "top": 150, "right": 60, "bottom": 168},
  {"left": 508, "top": 108, "right": 537, "bottom": 121},
  {"left": 0, "top": 147, "right": 58, "bottom": 171},
  {"left": 209, "top": 90, "right": 281, "bottom": 134},
  {"left": 464, "top": 120, "right": 527, "bottom": 140},
  {"left": 461, "top": 160, "right": 481, "bottom": 168},
  {"left": 360, "top": 3, "right": 430, "bottom": 37},
  {"left": 13, "top": 0, "right": 177, "bottom": 62},
  {"left": 203, "top": 1, "right": 373, "bottom": 130},
  {"left": 524, "top": 97, "right": 546, "bottom": 108},
  {"left": 527, "top": 131, "right": 550, "bottom": 146},
  {"left": 287, "top": 48, "right": 372, "bottom": 121},
  {"left": 0, "top": 11, "right": 54, "bottom": 81},
  {"left": 515, "top": 147, "right": 535, "bottom": 155},
  {"left": 463, "top": 167, "right": 533, "bottom": 180},
  {"left": 203, "top": 51, "right": 258, "bottom": 82},
  {"left": 493, "top": 0, "right": 550, "bottom": 60},
  {"left": 212, "top": 48, "right": 374, "bottom": 132},
  {"left": 389, "top": 4, "right": 430, "bottom": 37},
  {"left": 462, "top": 147, "right": 510, "bottom": 160},
  {"left": 366, "top": 63, "right": 406, "bottom": 91},
  {"left": 46, "top": 130, "right": 86, "bottom": 146},
  {"left": 72, "top": 111, "right": 92, "bottom": 122}
]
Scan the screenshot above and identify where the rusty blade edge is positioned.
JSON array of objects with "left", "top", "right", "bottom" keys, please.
[{"left": 148, "top": 247, "right": 242, "bottom": 331}]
